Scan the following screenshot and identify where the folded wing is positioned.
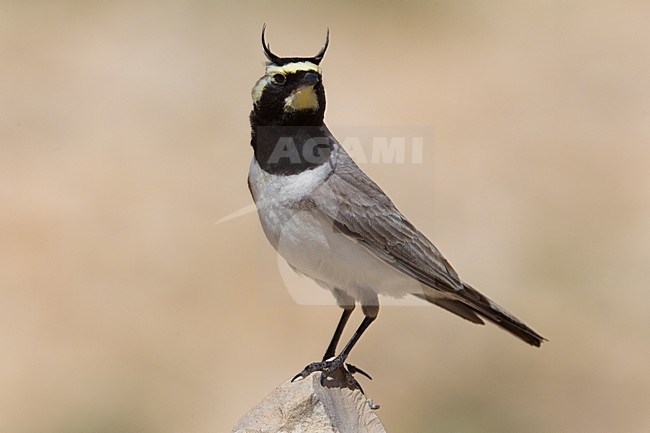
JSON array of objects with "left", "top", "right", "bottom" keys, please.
[{"left": 307, "top": 140, "right": 545, "bottom": 346}]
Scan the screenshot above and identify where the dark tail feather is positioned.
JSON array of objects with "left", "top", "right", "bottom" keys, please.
[
  {"left": 459, "top": 282, "right": 546, "bottom": 347},
  {"left": 417, "top": 284, "right": 546, "bottom": 347}
]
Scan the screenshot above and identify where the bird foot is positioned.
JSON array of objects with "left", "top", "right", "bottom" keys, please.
[{"left": 292, "top": 355, "right": 372, "bottom": 393}]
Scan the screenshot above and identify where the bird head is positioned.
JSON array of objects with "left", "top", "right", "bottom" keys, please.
[{"left": 251, "top": 25, "right": 328, "bottom": 126}]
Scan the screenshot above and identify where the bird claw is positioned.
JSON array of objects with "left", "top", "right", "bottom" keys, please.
[
  {"left": 345, "top": 363, "right": 372, "bottom": 380},
  {"left": 291, "top": 356, "right": 372, "bottom": 393},
  {"left": 291, "top": 360, "right": 330, "bottom": 382}
]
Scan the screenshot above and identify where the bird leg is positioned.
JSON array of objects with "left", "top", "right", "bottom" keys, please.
[
  {"left": 293, "top": 306, "right": 378, "bottom": 389},
  {"left": 322, "top": 306, "right": 354, "bottom": 361}
]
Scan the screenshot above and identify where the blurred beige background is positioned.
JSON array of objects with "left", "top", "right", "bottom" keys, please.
[{"left": 1, "top": 1, "right": 649, "bottom": 432}]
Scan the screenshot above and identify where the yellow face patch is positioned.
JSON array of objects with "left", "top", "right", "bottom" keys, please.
[
  {"left": 284, "top": 85, "right": 319, "bottom": 111},
  {"left": 251, "top": 76, "right": 270, "bottom": 104}
]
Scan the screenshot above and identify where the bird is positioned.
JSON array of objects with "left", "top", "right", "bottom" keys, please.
[{"left": 247, "top": 25, "right": 545, "bottom": 385}]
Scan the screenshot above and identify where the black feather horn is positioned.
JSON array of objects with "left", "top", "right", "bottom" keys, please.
[
  {"left": 260, "top": 25, "right": 330, "bottom": 65},
  {"left": 312, "top": 28, "right": 329, "bottom": 65},
  {"left": 261, "top": 24, "right": 281, "bottom": 64}
]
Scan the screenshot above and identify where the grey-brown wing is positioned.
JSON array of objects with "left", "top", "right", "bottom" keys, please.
[
  {"left": 308, "top": 144, "right": 546, "bottom": 346},
  {"left": 308, "top": 146, "right": 463, "bottom": 295}
]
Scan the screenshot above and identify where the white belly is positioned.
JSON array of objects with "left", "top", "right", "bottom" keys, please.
[{"left": 248, "top": 158, "right": 421, "bottom": 305}]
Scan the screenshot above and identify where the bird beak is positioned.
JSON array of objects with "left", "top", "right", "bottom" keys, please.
[{"left": 301, "top": 72, "right": 320, "bottom": 87}]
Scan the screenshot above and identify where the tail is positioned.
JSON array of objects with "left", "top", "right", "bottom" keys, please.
[{"left": 416, "top": 283, "right": 546, "bottom": 347}]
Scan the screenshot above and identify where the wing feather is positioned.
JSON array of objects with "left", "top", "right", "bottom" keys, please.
[
  {"left": 305, "top": 139, "right": 545, "bottom": 346},
  {"left": 308, "top": 143, "right": 463, "bottom": 295}
]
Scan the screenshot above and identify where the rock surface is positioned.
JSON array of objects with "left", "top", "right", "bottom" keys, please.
[{"left": 232, "top": 370, "right": 387, "bottom": 433}]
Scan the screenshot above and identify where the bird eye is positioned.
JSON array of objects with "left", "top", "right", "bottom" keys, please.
[{"left": 272, "top": 74, "right": 286, "bottom": 85}]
